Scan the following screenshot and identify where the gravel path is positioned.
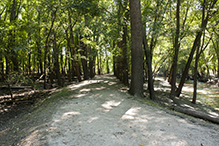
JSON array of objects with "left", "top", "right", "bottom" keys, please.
[{"left": 8, "top": 75, "right": 219, "bottom": 146}]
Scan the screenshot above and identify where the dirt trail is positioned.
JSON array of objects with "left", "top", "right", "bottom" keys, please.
[{"left": 1, "top": 75, "right": 219, "bottom": 146}]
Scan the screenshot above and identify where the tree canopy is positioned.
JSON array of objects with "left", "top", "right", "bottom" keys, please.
[{"left": 0, "top": 0, "right": 219, "bottom": 101}]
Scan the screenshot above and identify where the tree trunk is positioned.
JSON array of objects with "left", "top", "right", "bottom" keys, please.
[
  {"left": 97, "top": 52, "right": 100, "bottom": 75},
  {"left": 218, "top": 58, "right": 219, "bottom": 78},
  {"left": 68, "top": 11, "right": 81, "bottom": 82},
  {"left": 129, "top": 0, "right": 144, "bottom": 97},
  {"left": 106, "top": 58, "right": 110, "bottom": 74},
  {"left": 113, "top": 55, "right": 116, "bottom": 76},
  {"left": 65, "top": 29, "right": 72, "bottom": 81},
  {"left": 80, "top": 42, "right": 89, "bottom": 80},
  {"left": 44, "top": 9, "right": 57, "bottom": 89},
  {"left": 174, "top": 106, "right": 219, "bottom": 124},
  {"left": 28, "top": 51, "right": 31, "bottom": 75},
  {"left": 170, "top": 0, "right": 180, "bottom": 100},
  {"left": 193, "top": 10, "right": 211, "bottom": 104},
  {"left": 84, "top": 15, "right": 95, "bottom": 79},
  {"left": 122, "top": 25, "right": 129, "bottom": 86},
  {"left": 5, "top": 55, "right": 9, "bottom": 75},
  {"left": 37, "top": 44, "right": 43, "bottom": 75},
  {"left": 48, "top": 53, "right": 53, "bottom": 87},
  {"left": 112, "top": 41, "right": 116, "bottom": 76},
  {"left": 192, "top": 46, "right": 200, "bottom": 104},
  {"left": 53, "top": 30, "right": 61, "bottom": 86},
  {"left": 143, "top": 29, "right": 156, "bottom": 100},
  {"left": 89, "top": 47, "right": 94, "bottom": 78},
  {"left": 60, "top": 52, "right": 64, "bottom": 75},
  {"left": 9, "top": 0, "right": 19, "bottom": 72},
  {"left": 0, "top": 50, "right": 4, "bottom": 81},
  {"left": 176, "top": 0, "right": 217, "bottom": 97},
  {"left": 36, "top": 10, "right": 42, "bottom": 75}
]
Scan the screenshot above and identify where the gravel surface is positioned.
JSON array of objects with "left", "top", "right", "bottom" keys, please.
[{"left": 1, "top": 75, "right": 219, "bottom": 146}]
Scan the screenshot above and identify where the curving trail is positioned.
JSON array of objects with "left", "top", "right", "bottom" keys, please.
[{"left": 18, "top": 75, "right": 219, "bottom": 146}]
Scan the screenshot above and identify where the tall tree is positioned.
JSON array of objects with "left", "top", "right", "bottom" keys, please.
[
  {"left": 9, "top": 0, "right": 20, "bottom": 72},
  {"left": 176, "top": 0, "right": 218, "bottom": 97},
  {"left": 53, "top": 29, "right": 62, "bottom": 86},
  {"left": 44, "top": 8, "right": 57, "bottom": 89},
  {"left": 129, "top": 0, "right": 144, "bottom": 97},
  {"left": 143, "top": 29, "right": 156, "bottom": 100},
  {"left": 170, "top": 0, "right": 180, "bottom": 100}
]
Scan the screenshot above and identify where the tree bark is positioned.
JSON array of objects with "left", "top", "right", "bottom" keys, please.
[
  {"left": 143, "top": 29, "right": 156, "bottom": 100},
  {"left": 122, "top": 25, "right": 129, "bottom": 86},
  {"left": 44, "top": 9, "right": 57, "bottom": 89},
  {"left": 212, "top": 38, "right": 219, "bottom": 78},
  {"left": 28, "top": 51, "right": 31, "bottom": 75},
  {"left": 170, "top": 0, "right": 180, "bottom": 100},
  {"left": 53, "top": 30, "right": 61, "bottom": 86},
  {"left": 68, "top": 11, "right": 82, "bottom": 82},
  {"left": 174, "top": 106, "right": 219, "bottom": 124},
  {"left": 192, "top": 44, "right": 200, "bottom": 104},
  {"left": 36, "top": 9, "right": 43, "bottom": 75},
  {"left": 0, "top": 50, "right": 3, "bottom": 81},
  {"left": 129, "top": 0, "right": 144, "bottom": 97},
  {"left": 89, "top": 47, "right": 95, "bottom": 78},
  {"left": 9, "top": 0, "right": 19, "bottom": 72},
  {"left": 80, "top": 42, "right": 89, "bottom": 80},
  {"left": 176, "top": 0, "right": 218, "bottom": 97}
]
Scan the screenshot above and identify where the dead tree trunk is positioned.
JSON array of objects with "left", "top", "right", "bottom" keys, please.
[{"left": 174, "top": 106, "right": 219, "bottom": 124}]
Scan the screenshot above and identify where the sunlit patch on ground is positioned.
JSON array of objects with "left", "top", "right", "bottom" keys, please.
[
  {"left": 62, "top": 111, "right": 80, "bottom": 119},
  {"left": 2, "top": 75, "right": 219, "bottom": 146},
  {"left": 87, "top": 116, "right": 99, "bottom": 123},
  {"left": 121, "top": 107, "right": 141, "bottom": 120},
  {"left": 67, "top": 80, "right": 103, "bottom": 90},
  {"left": 154, "top": 77, "right": 219, "bottom": 110},
  {"left": 101, "top": 100, "right": 122, "bottom": 110}
]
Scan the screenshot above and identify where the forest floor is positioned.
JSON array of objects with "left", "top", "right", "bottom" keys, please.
[{"left": 1, "top": 74, "right": 219, "bottom": 146}]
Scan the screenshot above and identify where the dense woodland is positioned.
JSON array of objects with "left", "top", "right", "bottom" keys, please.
[{"left": 0, "top": 0, "right": 219, "bottom": 105}]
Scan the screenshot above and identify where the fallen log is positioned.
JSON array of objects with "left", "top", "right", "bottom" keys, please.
[{"left": 174, "top": 106, "right": 219, "bottom": 124}]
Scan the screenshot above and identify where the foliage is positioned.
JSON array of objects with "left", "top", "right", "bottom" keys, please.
[{"left": 0, "top": 0, "right": 219, "bottom": 101}]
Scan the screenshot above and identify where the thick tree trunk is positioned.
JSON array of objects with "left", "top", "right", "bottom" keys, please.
[{"left": 129, "top": 0, "right": 144, "bottom": 97}]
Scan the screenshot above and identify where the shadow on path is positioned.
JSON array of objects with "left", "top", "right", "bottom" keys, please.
[{"left": 1, "top": 75, "right": 219, "bottom": 146}]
